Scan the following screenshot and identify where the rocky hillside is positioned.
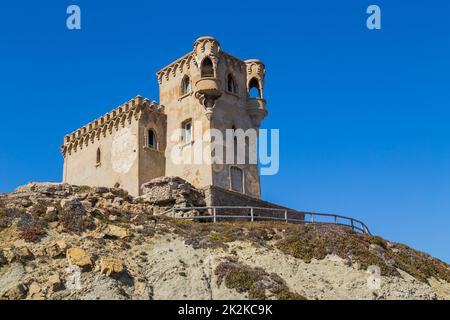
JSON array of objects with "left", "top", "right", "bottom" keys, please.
[{"left": 1, "top": 181, "right": 450, "bottom": 300}]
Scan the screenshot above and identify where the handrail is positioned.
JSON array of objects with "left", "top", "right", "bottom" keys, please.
[{"left": 162, "top": 206, "right": 372, "bottom": 235}]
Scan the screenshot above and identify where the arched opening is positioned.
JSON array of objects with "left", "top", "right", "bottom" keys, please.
[
  {"left": 180, "top": 75, "right": 191, "bottom": 95},
  {"left": 248, "top": 77, "right": 261, "bottom": 98},
  {"left": 201, "top": 57, "right": 214, "bottom": 78},
  {"left": 96, "top": 147, "right": 101, "bottom": 164},
  {"left": 114, "top": 182, "right": 120, "bottom": 188},
  {"left": 230, "top": 166, "right": 244, "bottom": 193},
  {"left": 147, "top": 129, "right": 157, "bottom": 149},
  {"left": 227, "top": 74, "right": 237, "bottom": 94}
]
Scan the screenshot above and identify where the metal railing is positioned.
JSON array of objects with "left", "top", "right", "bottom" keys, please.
[{"left": 162, "top": 206, "right": 371, "bottom": 235}]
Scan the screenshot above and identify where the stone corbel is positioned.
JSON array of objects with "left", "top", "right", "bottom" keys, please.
[{"left": 195, "top": 92, "right": 217, "bottom": 121}]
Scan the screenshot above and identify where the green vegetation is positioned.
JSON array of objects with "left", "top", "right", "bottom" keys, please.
[
  {"left": 168, "top": 219, "right": 450, "bottom": 284},
  {"left": 215, "top": 258, "right": 306, "bottom": 300}
]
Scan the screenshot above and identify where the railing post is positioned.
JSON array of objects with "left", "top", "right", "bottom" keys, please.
[
  {"left": 351, "top": 219, "right": 354, "bottom": 232},
  {"left": 334, "top": 215, "right": 337, "bottom": 224},
  {"left": 284, "top": 210, "right": 288, "bottom": 223},
  {"left": 213, "top": 207, "right": 216, "bottom": 223},
  {"left": 250, "top": 207, "right": 254, "bottom": 222},
  {"left": 310, "top": 214, "right": 314, "bottom": 223}
]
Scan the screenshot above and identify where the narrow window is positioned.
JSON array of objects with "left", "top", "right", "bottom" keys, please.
[
  {"left": 147, "top": 129, "right": 157, "bottom": 149},
  {"left": 227, "top": 74, "right": 237, "bottom": 93},
  {"left": 96, "top": 147, "right": 101, "bottom": 164},
  {"left": 230, "top": 166, "right": 244, "bottom": 193},
  {"left": 248, "top": 77, "right": 261, "bottom": 98},
  {"left": 201, "top": 57, "right": 214, "bottom": 78},
  {"left": 182, "top": 120, "right": 192, "bottom": 144},
  {"left": 181, "top": 75, "right": 191, "bottom": 95}
]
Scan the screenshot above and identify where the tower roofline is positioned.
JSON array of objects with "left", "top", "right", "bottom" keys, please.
[{"left": 155, "top": 37, "right": 264, "bottom": 84}]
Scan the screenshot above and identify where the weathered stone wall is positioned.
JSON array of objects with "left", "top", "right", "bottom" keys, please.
[
  {"left": 62, "top": 99, "right": 166, "bottom": 197},
  {"left": 63, "top": 121, "right": 141, "bottom": 196},
  {"left": 138, "top": 108, "right": 167, "bottom": 192}
]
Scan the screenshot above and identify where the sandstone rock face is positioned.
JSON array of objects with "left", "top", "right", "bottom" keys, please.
[
  {"left": 66, "top": 248, "right": 92, "bottom": 271},
  {"left": 99, "top": 257, "right": 124, "bottom": 277}
]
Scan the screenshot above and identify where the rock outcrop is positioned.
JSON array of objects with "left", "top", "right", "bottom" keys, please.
[
  {"left": 1, "top": 181, "right": 450, "bottom": 300},
  {"left": 139, "top": 177, "right": 206, "bottom": 216}
]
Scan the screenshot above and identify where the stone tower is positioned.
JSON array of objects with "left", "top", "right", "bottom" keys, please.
[
  {"left": 156, "top": 36, "right": 268, "bottom": 198},
  {"left": 61, "top": 36, "right": 268, "bottom": 198}
]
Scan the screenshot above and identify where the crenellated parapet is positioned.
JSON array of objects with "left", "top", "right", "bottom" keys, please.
[
  {"left": 61, "top": 96, "right": 164, "bottom": 157},
  {"left": 156, "top": 52, "right": 195, "bottom": 84},
  {"left": 155, "top": 37, "right": 246, "bottom": 85}
]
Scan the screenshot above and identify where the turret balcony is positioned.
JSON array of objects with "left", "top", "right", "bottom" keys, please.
[
  {"left": 194, "top": 78, "right": 222, "bottom": 98},
  {"left": 246, "top": 98, "right": 268, "bottom": 128}
]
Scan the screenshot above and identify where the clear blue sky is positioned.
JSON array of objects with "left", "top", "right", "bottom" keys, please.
[{"left": 1, "top": 1, "right": 449, "bottom": 262}]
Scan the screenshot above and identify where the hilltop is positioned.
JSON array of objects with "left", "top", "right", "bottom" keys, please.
[{"left": 1, "top": 181, "right": 450, "bottom": 300}]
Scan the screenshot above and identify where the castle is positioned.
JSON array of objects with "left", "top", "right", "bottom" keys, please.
[{"left": 61, "top": 37, "right": 268, "bottom": 197}]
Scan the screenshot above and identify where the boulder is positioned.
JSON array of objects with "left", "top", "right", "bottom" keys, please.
[
  {"left": 46, "top": 206, "right": 57, "bottom": 215},
  {"left": 0, "top": 251, "right": 6, "bottom": 266},
  {"left": 2, "top": 248, "right": 16, "bottom": 264},
  {"left": 47, "top": 274, "right": 63, "bottom": 292},
  {"left": 140, "top": 176, "right": 206, "bottom": 208},
  {"left": 45, "top": 240, "right": 66, "bottom": 258},
  {"left": 14, "top": 182, "right": 73, "bottom": 197},
  {"left": 16, "top": 247, "right": 34, "bottom": 261},
  {"left": 106, "top": 225, "right": 129, "bottom": 239},
  {"left": 28, "top": 282, "right": 44, "bottom": 300},
  {"left": 99, "top": 257, "right": 124, "bottom": 277},
  {"left": 60, "top": 197, "right": 87, "bottom": 215},
  {"left": 2, "top": 284, "right": 27, "bottom": 300},
  {"left": 66, "top": 248, "right": 92, "bottom": 271}
]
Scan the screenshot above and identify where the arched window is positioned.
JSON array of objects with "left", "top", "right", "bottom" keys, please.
[
  {"left": 146, "top": 129, "right": 157, "bottom": 149},
  {"left": 230, "top": 166, "right": 244, "bottom": 193},
  {"left": 227, "top": 74, "right": 237, "bottom": 94},
  {"left": 248, "top": 77, "right": 261, "bottom": 98},
  {"left": 181, "top": 75, "right": 191, "bottom": 95},
  {"left": 201, "top": 57, "right": 214, "bottom": 78},
  {"left": 96, "top": 147, "right": 101, "bottom": 164}
]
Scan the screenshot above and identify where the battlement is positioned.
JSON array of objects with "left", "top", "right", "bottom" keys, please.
[
  {"left": 155, "top": 36, "right": 247, "bottom": 85},
  {"left": 61, "top": 96, "right": 164, "bottom": 156}
]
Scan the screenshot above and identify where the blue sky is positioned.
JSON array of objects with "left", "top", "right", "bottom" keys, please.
[{"left": 1, "top": 1, "right": 449, "bottom": 262}]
